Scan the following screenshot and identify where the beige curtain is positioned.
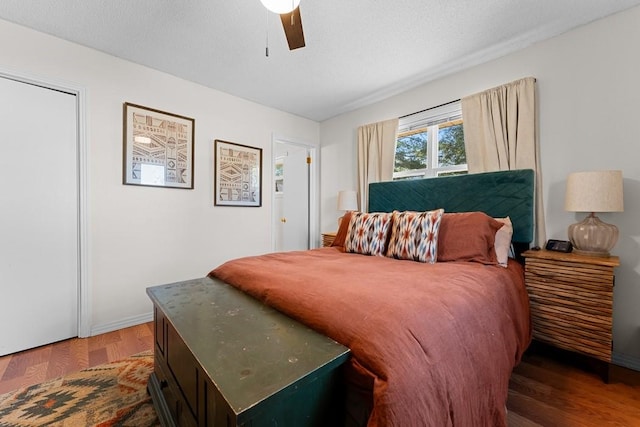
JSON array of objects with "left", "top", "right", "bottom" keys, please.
[
  {"left": 357, "top": 118, "right": 399, "bottom": 211},
  {"left": 462, "top": 77, "right": 546, "bottom": 245}
]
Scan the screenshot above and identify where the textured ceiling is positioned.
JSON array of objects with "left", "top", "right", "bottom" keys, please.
[{"left": 1, "top": 0, "right": 639, "bottom": 121}]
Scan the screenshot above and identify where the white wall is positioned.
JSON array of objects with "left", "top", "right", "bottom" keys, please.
[
  {"left": 320, "top": 6, "right": 640, "bottom": 369},
  {"left": 0, "top": 19, "right": 320, "bottom": 334}
]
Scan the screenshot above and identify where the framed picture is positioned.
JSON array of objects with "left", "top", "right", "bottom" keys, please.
[
  {"left": 214, "top": 139, "right": 262, "bottom": 207},
  {"left": 123, "top": 102, "right": 195, "bottom": 189}
]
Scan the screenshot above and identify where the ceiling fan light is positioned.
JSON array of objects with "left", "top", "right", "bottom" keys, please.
[{"left": 260, "top": 0, "right": 300, "bottom": 14}]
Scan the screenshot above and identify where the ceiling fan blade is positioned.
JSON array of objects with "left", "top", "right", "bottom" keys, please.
[{"left": 280, "top": 6, "right": 305, "bottom": 50}]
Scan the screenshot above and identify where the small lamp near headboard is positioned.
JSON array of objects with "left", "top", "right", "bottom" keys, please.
[
  {"left": 564, "top": 170, "right": 624, "bottom": 257},
  {"left": 337, "top": 190, "right": 358, "bottom": 226}
]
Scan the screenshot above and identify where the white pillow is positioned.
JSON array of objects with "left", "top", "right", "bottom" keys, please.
[{"left": 494, "top": 217, "right": 513, "bottom": 267}]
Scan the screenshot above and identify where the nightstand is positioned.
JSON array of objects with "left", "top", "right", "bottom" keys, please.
[
  {"left": 522, "top": 249, "right": 619, "bottom": 367},
  {"left": 322, "top": 232, "right": 337, "bottom": 247}
]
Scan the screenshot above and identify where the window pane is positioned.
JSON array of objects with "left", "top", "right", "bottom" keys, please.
[
  {"left": 393, "top": 101, "right": 467, "bottom": 180},
  {"left": 437, "top": 123, "right": 465, "bottom": 167},
  {"left": 394, "top": 130, "right": 427, "bottom": 172}
]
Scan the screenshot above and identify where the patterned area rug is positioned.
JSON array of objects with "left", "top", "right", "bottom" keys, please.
[{"left": 0, "top": 351, "right": 159, "bottom": 426}]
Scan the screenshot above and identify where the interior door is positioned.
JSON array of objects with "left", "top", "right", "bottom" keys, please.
[
  {"left": 0, "top": 76, "right": 79, "bottom": 356},
  {"left": 274, "top": 142, "right": 310, "bottom": 252}
]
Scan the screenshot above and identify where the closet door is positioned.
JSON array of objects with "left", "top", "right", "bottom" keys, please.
[
  {"left": 0, "top": 76, "right": 79, "bottom": 356},
  {"left": 274, "top": 141, "right": 310, "bottom": 252}
]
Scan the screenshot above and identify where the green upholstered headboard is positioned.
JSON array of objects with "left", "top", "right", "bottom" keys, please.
[{"left": 368, "top": 169, "right": 534, "bottom": 244}]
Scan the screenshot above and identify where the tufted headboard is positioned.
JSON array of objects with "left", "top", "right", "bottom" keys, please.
[{"left": 368, "top": 169, "right": 534, "bottom": 244}]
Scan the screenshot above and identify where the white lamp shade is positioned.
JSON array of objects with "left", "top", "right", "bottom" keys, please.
[
  {"left": 337, "top": 190, "right": 358, "bottom": 211},
  {"left": 260, "top": 0, "right": 300, "bottom": 14},
  {"left": 564, "top": 170, "right": 624, "bottom": 213}
]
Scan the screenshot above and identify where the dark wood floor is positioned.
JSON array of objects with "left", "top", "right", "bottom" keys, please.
[
  {"left": 508, "top": 347, "right": 640, "bottom": 426},
  {"left": 1, "top": 323, "right": 639, "bottom": 426}
]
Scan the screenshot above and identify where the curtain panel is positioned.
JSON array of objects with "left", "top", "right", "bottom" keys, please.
[
  {"left": 462, "top": 77, "right": 546, "bottom": 245},
  {"left": 356, "top": 118, "right": 399, "bottom": 211}
]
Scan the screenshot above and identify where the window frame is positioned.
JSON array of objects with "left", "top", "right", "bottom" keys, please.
[{"left": 393, "top": 101, "right": 467, "bottom": 180}]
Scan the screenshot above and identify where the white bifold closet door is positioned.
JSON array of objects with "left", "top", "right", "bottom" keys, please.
[{"left": 0, "top": 76, "right": 79, "bottom": 356}]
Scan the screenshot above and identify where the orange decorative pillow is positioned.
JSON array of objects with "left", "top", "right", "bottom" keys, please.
[
  {"left": 437, "top": 212, "right": 503, "bottom": 264},
  {"left": 331, "top": 210, "right": 354, "bottom": 248},
  {"left": 344, "top": 212, "right": 393, "bottom": 256},
  {"left": 386, "top": 209, "right": 444, "bottom": 263}
]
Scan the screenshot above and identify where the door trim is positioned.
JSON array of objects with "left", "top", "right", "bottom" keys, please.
[
  {"left": 271, "top": 135, "right": 318, "bottom": 251},
  {"left": 0, "top": 67, "right": 90, "bottom": 338}
]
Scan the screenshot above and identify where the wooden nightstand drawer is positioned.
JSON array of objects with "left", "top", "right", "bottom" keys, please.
[
  {"left": 527, "top": 300, "right": 612, "bottom": 361},
  {"left": 522, "top": 249, "right": 619, "bottom": 363},
  {"left": 525, "top": 265, "right": 613, "bottom": 316},
  {"left": 525, "top": 258, "right": 614, "bottom": 288}
]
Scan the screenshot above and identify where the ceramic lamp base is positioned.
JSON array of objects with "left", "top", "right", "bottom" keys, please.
[{"left": 568, "top": 213, "right": 618, "bottom": 257}]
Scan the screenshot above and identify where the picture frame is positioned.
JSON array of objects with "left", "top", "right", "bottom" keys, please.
[
  {"left": 123, "top": 102, "right": 195, "bottom": 189},
  {"left": 214, "top": 139, "right": 262, "bottom": 207}
]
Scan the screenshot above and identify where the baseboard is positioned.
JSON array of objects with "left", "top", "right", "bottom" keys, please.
[
  {"left": 89, "top": 312, "right": 154, "bottom": 336},
  {"left": 612, "top": 351, "right": 640, "bottom": 372}
]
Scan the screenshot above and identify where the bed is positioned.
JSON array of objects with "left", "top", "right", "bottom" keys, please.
[{"left": 207, "top": 169, "right": 535, "bottom": 426}]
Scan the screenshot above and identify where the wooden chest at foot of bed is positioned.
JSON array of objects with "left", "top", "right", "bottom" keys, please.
[{"left": 147, "top": 277, "right": 350, "bottom": 427}]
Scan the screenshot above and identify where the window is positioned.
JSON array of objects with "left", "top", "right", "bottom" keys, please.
[{"left": 393, "top": 101, "right": 467, "bottom": 180}]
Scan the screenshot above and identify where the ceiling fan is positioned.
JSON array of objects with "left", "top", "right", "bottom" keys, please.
[{"left": 260, "top": 0, "right": 305, "bottom": 50}]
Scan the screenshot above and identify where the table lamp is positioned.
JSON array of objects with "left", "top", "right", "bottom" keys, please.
[
  {"left": 564, "top": 170, "right": 624, "bottom": 257},
  {"left": 337, "top": 190, "right": 358, "bottom": 226}
]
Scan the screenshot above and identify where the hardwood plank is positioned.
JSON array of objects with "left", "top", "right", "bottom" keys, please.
[
  {"left": 0, "top": 376, "right": 32, "bottom": 395},
  {"left": 45, "top": 339, "right": 71, "bottom": 380},
  {"left": 506, "top": 409, "right": 544, "bottom": 427},
  {"left": 68, "top": 332, "right": 90, "bottom": 370},
  {"left": 1, "top": 344, "right": 51, "bottom": 381},
  {"left": 509, "top": 373, "right": 639, "bottom": 426},
  {"left": 88, "top": 347, "right": 109, "bottom": 367},
  {"left": 507, "top": 388, "right": 593, "bottom": 427},
  {"left": 514, "top": 355, "right": 640, "bottom": 410},
  {"left": 0, "top": 323, "right": 155, "bottom": 396},
  {"left": 45, "top": 334, "right": 89, "bottom": 379},
  {"left": 104, "top": 343, "right": 129, "bottom": 363},
  {"left": 21, "top": 362, "right": 49, "bottom": 388},
  {"left": 119, "top": 323, "right": 154, "bottom": 355},
  {"left": 87, "top": 328, "right": 122, "bottom": 352},
  {"left": 0, "top": 354, "right": 10, "bottom": 381},
  {"left": 508, "top": 347, "right": 640, "bottom": 426},
  {"left": 0, "top": 362, "right": 48, "bottom": 395}
]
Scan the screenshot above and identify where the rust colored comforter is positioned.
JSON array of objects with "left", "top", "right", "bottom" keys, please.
[{"left": 209, "top": 247, "right": 531, "bottom": 427}]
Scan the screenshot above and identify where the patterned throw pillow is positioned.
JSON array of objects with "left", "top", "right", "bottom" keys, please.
[
  {"left": 386, "top": 209, "right": 444, "bottom": 263},
  {"left": 344, "top": 212, "right": 392, "bottom": 256}
]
